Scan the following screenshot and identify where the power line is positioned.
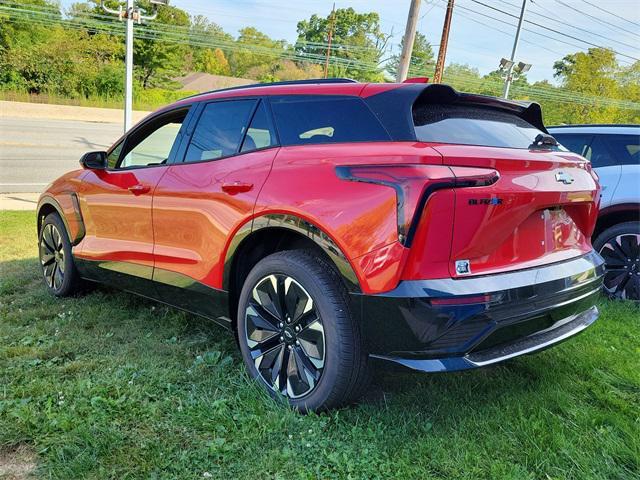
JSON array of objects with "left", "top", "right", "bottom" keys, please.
[
  {"left": 580, "top": 0, "right": 640, "bottom": 29},
  {"left": 498, "top": 0, "right": 639, "bottom": 52},
  {"left": 553, "top": 0, "right": 640, "bottom": 39},
  {"left": 447, "top": 0, "right": 588, "bottom": 52},
  {"left": 428, "top": 0, "right": 566, "bottom": 57},
  {"left": 468, "top": 0, "right": 639, "bottom": 62}
]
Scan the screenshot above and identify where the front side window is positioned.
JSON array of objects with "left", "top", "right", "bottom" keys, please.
[
  {"left": 117, "top": 109, "right": 188, "bottom": 169},
  {"left": 184, "top": 99, "right": 257, "bottom": 163},
  {"left": 270, "top": 96, "right": 390, "bottom": 146},
  {"left": 413, "top": 104, "right": 547, "bottom": 149}
]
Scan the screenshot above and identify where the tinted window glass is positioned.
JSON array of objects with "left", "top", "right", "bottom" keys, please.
[
  {"left": 270, "top": 96, "right": 390, "bottom": 146},
  {"left": 413, "top": 104, "right": 546, "bottom": 149},
  {"left": 240, "top": 101, "right": 276, "bottom": 153},
  {"left": 585, "top": 134, "right": 640, "bottom": 167},
  {"left": 185, "top": 100, "right": 256, "bottom": 163},
  {"left": 118, "top": 109, "right": 187, "bottom": 169},
  {"left": 553, "top": 134, "right": 592, "bottom": 157}
]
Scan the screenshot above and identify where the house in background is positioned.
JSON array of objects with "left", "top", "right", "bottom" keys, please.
[{"left": 174, "top": 73, "right": 253, "bottom": 92}]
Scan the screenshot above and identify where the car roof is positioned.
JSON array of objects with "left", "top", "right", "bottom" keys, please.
[
  {"left": 548, "top": 124, "right": 640, "bottom": 135},
  {"left": 172, "top": 79, "right": 380, "bottom": 106}
]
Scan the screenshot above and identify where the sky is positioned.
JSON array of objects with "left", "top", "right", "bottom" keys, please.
[{"left": 60, "top": 0, "right": 640, "bottom": 83}]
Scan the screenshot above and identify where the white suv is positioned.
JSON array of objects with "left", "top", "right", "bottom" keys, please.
[{"left": 549, "top": 125, "right": 639, "bottom": 300}]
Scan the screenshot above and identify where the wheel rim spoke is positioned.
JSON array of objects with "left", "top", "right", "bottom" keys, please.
[
  {"left": 42, "top": 224, "right": 55, "bottom": 252},
  {"left": 283, "top": 277, "right": 312, "bottom": 323},
  {"left": 245, "top": 273, "right": 325, "bottom": 399},
  {"left": 44, "top": 262, "right": 55, "bottom": 288},
  {"left": 297, "top": 319, "right": 325, "bottom": 369},
  {"left": 245, "top": 303, "right": 280, "bottom": 347},
  {"left": 286, "top": 347, "right": 314, "bottom": 398},
  {"left": 53, "top": 263, "right": 64, "bottom": 289},
  {"left": 40, "top": 252, "right": 55, "bottom": 266},
  {"left": 252, "top": 275, "right": 284, "bottom": 320}
]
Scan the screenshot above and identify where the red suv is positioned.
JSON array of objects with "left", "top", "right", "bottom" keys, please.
[{"left": 37, "top": 79, "right": 604, "bottom": 411}]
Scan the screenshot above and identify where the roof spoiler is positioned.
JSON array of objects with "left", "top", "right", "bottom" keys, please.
[{"left": 414, "top": 83, "right": 548, "bottom": 133}]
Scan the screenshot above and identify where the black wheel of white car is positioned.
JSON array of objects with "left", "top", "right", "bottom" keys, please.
[
  {"left": 594, "top": 222, "right": 640, "bottom": 301},
  {"left": 39, "top": 213, "right": 81, "bottom": 297},
  {"left": 237, "top": 250, "right": 370, "bottom": 412}
]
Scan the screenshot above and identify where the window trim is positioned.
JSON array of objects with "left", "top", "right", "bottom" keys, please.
[
  {"left": 106, "top": 105, "right": 193, "bottom": 171},
  {"left": 177, "top": 97, "right": 280, "bottom": 166}
]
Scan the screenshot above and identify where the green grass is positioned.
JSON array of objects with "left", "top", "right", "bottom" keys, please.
[
  {"left": 1, "top": 210, "right": 639, "bottom": 479},
  {"left": 0, "top": 89, "right": 198, "bottom": 112}
]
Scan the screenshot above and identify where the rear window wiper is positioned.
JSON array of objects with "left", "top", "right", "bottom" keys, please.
[{"left": 529, "top": 133, "right": 558, "bottom": 149}]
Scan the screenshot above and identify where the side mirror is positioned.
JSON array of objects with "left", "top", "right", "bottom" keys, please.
[{"left": 80, "top": 151, "right": 107, "bottom": 170}]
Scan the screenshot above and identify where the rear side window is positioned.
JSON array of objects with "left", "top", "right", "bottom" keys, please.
[
  {"left": 240, "top": 101, "right": 277, "bottom": 153},
  {"left": 585, "top": 134, "right": 640, "bottom": 167},
  {"left": 270, "top": 96, "right": 390, "bottom": 146},
  {"left": 413, "top": 104, "right": 545, "bottom": 149},
  {"left": 185, "top": 99, "right": 256, "bottom": 163}
]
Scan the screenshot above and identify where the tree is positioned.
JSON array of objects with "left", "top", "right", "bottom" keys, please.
[
  {"left": 228, "top": 27, "right": 286, "bottom": 77},
  {"left": 187, "top": 15, "right": 233, "bottom": 73},
  {"left": 246, "top": 60, "right": 323, "bottom": 83},
  {"left": 197, "top": 48, "right": 231, "bottom": 76},
  {"left": 295, "top": 7, "right": 389, "bottom": 82},
  {"left": 553, "top": 48, "right": 620, "bottom": 123},
  {"left": 386, "top": 32, "right": 434, "bottom": 79},
  {"left": 133, "top": 1, "right": 191, "bottom": 88},
  {"left": 441, "top": 63, "right": 481, "bottom": 91}
]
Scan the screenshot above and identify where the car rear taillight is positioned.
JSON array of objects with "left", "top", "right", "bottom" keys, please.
[{"left": 336, "top": 165, "right": 498, "bottom": 245}]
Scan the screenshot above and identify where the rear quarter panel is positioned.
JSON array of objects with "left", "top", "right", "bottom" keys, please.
[{"left": 254, "top": 143, "right": 445, "bottom": 293}]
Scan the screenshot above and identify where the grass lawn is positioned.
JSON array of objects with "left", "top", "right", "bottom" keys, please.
[{"left": 1, "top": 210, "right": 639, "bottom": 479}]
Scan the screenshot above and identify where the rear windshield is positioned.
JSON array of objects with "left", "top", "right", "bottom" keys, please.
[
  {"left": 413, "top": 103, "right": 547, "bottom": 149},
  {"left": 270, "top": 96, "right": 390, "bottom": 146}
]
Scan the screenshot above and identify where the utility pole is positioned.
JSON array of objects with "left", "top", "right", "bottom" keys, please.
[
  {"left": 503, "top": 0, "right": 528, "bottom": 99},
  {"left": 124, "top": 0, "right": 134, "bottom": 132},
  {"left": 433, "top": 0, "right": 454, "bottom": 84},
  {"left": 101, "top": 0, "right": 165, "bottom": 133},
  {"left": 396, "top": 0, "right": 421, "bottom": 82},
  {"left": 324, "top": 3, "right": 336, "bottom": 79}
]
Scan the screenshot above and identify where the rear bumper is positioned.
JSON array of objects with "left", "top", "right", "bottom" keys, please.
[{"left": 352, "top": 251, "right": 605, "bottom": 372}]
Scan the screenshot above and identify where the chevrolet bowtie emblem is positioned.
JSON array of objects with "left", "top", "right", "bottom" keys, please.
[{"left": 555, "top": 171, "right": 574, "bottom": 184}]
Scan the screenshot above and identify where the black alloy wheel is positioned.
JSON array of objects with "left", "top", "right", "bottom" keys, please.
[
  {"left": 40, "top": 222, "right": 66, "bottom": 291},
  {"left": 245, "top": 274, "right": 325, "bottom": 398},
  {"left": 595, "top": 222, "right": 640, "bottom": 301},
  {"left": 237, "top": 250, "right": 371, "bottom": 412},
  {"left": 39, "top": 213, "right": 81, "bottom": 297}
]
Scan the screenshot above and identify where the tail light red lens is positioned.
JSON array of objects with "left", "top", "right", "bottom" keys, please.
[{"left": 336, "top": 164, "right": 499, "bottom": 246}]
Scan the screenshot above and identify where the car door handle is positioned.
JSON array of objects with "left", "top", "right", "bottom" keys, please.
[
  {"left": 221, "top": 182, "right": 253, "bottom": 195},
  {"left": 128, "top": 184, "right": 151, "bottom": 195}
]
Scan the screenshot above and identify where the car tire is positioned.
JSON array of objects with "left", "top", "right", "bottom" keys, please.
[
  {"left": 237, "top": 250, "right": 370, "bottom": 412},
  {"left": 39, "top": 213, "right": 82, "bottom": 297},
  {"left": 593, "top": 221, "right": 640, "bottom": 301}
]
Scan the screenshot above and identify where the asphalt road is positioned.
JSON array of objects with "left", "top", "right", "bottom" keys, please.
[{"left": 0, "top": 117, "right": 123, "bottom": 193}]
